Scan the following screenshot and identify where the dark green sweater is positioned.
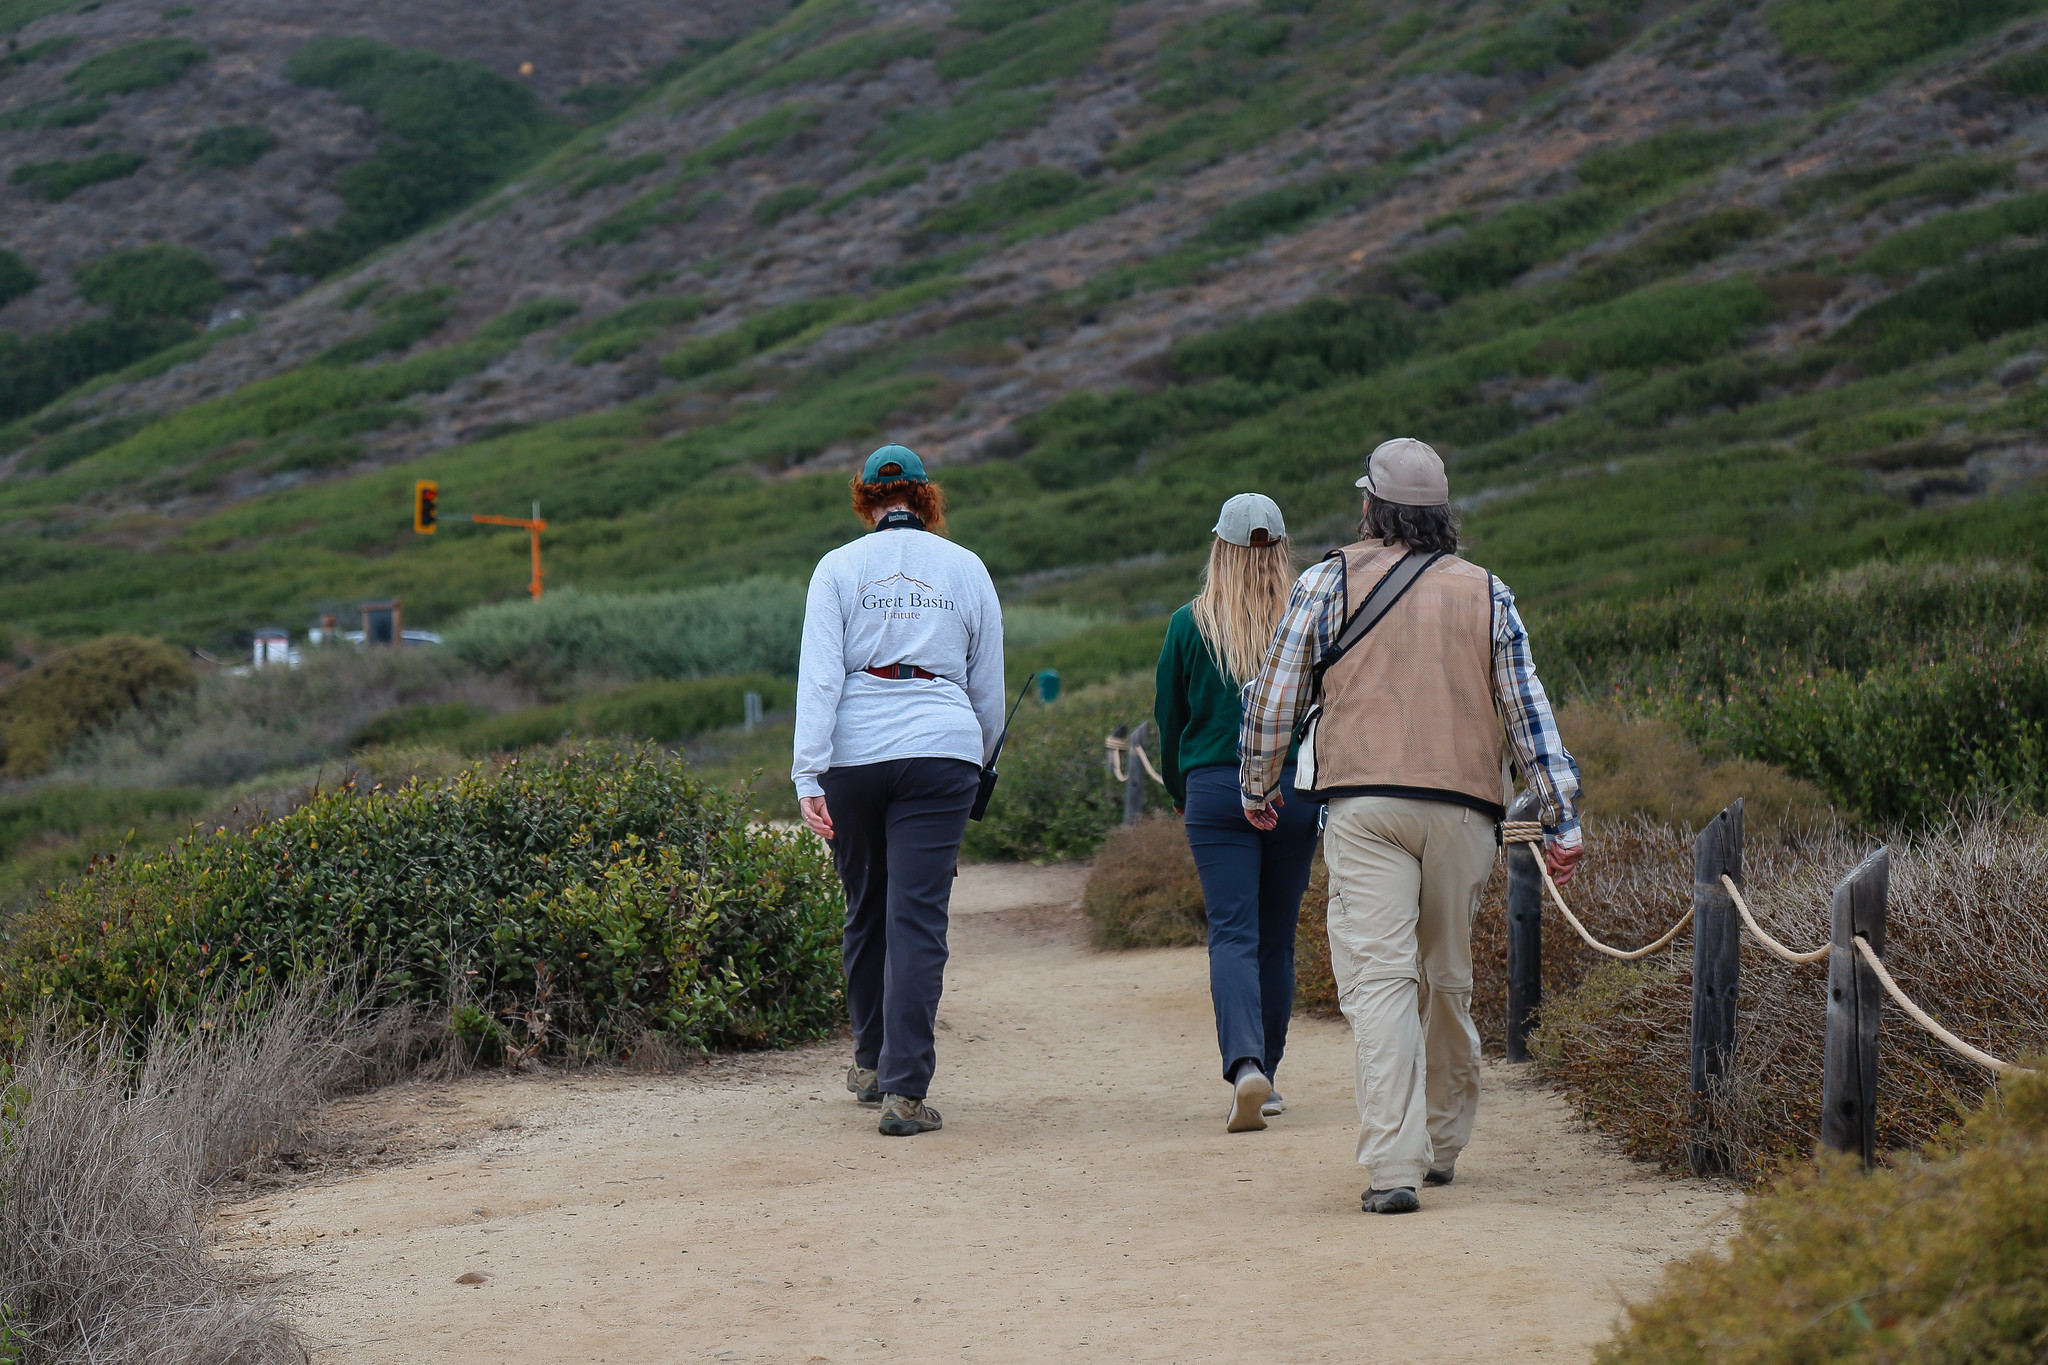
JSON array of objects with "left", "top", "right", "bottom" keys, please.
[{"left": 1152, "top": 603, "right": 1296, "bottom": 807}]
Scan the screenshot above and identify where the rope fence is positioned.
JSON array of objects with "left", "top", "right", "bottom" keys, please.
[{"left": 1499, "top": 796, "right": 2032, "bottom": 1171}]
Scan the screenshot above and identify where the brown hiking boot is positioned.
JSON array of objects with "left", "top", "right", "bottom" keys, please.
[
  {"left": 878, "top": 1094, "right": 942, "bottom": 1136},
  {"left": 846, "top": 1064, "right": 880, "bottom": 1104}
]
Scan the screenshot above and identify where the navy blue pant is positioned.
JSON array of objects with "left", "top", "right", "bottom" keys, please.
[
  {"left": 1183, "top": 764, "right": 1320, "bottom": 1084},
  {"left": 820, "top": 757, "right": 981, "bottom": 1100}
]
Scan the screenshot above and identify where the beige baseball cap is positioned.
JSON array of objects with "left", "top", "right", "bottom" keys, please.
[
  {"left": 1212, "top": 492, "right": 1286, "bottom": 547},
  {"left": 1354, "top": 437, "right": 1450, "bottom": 506}
]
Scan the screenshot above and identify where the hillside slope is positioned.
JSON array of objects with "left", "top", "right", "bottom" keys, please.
[{"left": 2, "top": 0, "right": 2046, "bottom": 644}]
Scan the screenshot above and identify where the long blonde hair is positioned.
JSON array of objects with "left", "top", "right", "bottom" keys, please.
[{"left": 1191, "top": 535, "right": 1296, "bottom": 688}]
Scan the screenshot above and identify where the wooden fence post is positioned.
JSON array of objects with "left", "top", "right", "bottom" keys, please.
[
  {"left": 1123, "top": 720, "right": 1150, "bottom": 826},
  {"left": 1689, "top": 798, "right": 1744, "bottom": 1176},
  {"left": 1821, "top": 847, "right": 1890, "bottom": 1166},
  {"left": 1503, "top": 789, "right": 1544, "bottom": 1063}
]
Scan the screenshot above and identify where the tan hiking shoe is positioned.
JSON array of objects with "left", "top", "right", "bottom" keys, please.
[
  {"left": 846, "top": 1064, "right": 880, "bottom": 1104},
  {"left": 878, "top": 1094, "right": 942, "bottom": 1136}
]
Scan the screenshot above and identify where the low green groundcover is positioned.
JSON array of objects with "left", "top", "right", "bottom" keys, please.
[{"left": 0, "top": 742, "right": 844, "bottom": 1053}]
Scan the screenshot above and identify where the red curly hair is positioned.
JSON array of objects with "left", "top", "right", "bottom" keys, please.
[{"left": 849, "top": 475, "right": 948, "bottom": 534}]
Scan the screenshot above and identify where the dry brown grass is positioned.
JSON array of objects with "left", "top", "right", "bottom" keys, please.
[
  {"left": 1559, "top": 702, "right": 1835, "bottom": 837},
  {"left": 1516, "top": 811, "right": 2048, "bottom": 1182},
  {"left": 0, "top": 985, "right": 431, "bottom": 1364}
]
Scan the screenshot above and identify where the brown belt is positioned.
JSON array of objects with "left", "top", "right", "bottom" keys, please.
[{"left": 864, "top": 664, "right": 937, "bottom": 681}]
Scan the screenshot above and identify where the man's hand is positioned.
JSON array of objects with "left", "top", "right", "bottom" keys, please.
[
  {"left": 1245, "top": 792, "right": 1283, "bottom": 830},
  {"left": 1546, "top": 842, "right": 1583, "bottom": 886},
  {"left": 800, "top": 795, "right": 835, "bottom": 842}
]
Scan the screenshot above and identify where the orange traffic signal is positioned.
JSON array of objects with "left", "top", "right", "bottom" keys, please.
[{"left": 413, "top": 480, "right": 438, "bottom": 534}]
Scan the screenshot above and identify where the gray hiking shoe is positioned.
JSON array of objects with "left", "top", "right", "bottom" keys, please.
[
  {"left": 1361, "top": 1187, "right": 1420, "bottom": 1214},
  {"left": 1423, "top": 1165, "right": 1455, "bottom": 1187},
  {"left": 1226, "top": 1067, "right": 1271, "bottom": 1133},
  {"left": 846, "top": 1064, "right": 880, "bottom": 1105},
  {"left": 878, "top": 1094, "right": 942, "bottom": 1136},
  {"left": 1261, "top": 1089, "right": 1287, "bottom": 1117}
]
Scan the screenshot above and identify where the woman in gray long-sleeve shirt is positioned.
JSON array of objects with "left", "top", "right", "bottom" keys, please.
[{"left": 794, "top": 444, "right": 1005, "bottom": 1137}]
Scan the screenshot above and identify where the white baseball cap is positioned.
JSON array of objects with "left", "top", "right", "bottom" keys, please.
[
  {"left": 1212, "top": 492, "right": 1286, "bottom": 547},
  {"left": 1355, "top": 437, "right": 1450, "bottom": 506}
]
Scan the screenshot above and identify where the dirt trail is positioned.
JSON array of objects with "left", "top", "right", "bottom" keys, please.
[{"left": 225, "top": 864, "right": 1734, "bottom": 1363}]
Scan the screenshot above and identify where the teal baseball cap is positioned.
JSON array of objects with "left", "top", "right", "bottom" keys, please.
[{"left": 862, "top": 444, "right": 929, "bottom": 485}]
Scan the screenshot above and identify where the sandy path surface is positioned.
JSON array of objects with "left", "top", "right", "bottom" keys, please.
[{"left": 225, "top": 863, "right": 1734, "bottom": 1363}]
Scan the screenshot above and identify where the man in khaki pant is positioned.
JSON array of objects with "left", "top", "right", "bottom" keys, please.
[{"left": 1239, "top": 438, "right": 1583, "bottom": 1214}]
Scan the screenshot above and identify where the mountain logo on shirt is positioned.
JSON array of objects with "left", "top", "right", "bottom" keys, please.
[{"left": 861, "top": 571, "right": 956, "bottom": 614}]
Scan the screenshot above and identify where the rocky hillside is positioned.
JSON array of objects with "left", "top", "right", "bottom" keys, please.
[
  {"left": 0, "top": 0, "right": 766, "bottom": 331},
  {"left": 2, "top": 0, "right": 2047, "bottom": 643}
]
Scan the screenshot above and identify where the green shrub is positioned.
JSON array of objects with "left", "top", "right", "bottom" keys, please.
[
  {"left": 564, "top": 149, "right": 665, "bottom": 198},
  {"left": 0, "top": 316, "right": 194, "bottom": 425},
  {"left": 1702, "top": 635, "right": 2048, "bottom": 824},
  {"left": 661, "top": 297, "right": 849, "bottom": 378},
  {"left": 344, "top": 699, "right": 488, "bottom": 750},
  {"left": 819, "top": 162, "right": 926, "bottom": 213},
  {"left": 0, "top": 742, "right": 845, "bottom": 1051},
  {"left": 0, "top": 248, "right": 34, "bottom": 308},
  {"left": 63, "top": 36, "right": 207, "bottom": 96},
  {"left": 0, "top": 636, "right": 193, "bottom": 777},
  {"left": 452, "top": 675, "right": 798, "bottom": 753},
  {"left": 1146, "top": 8, "right": 1293, "bottom": 110},
  {"left": 1200, "top": 172, "right": 1358, "bottom": 246},
  {"left": 8, "top": 151, "right": 145, "bottom": 201},
  {"left": 962, "top": 672, "right": 1173, "bottom": 860},
  {"left": 74, "top": 244, "right": 222, "bottom": 320},
  {"left": 566, "top": 181, "right": 694, "bottom": 249},
  {"left": 0, "top": 34, "right": 74, "bottom": 74},
  {"left": 1576, "top": 125, "right": 1756, "bottom": 195},
  {"left": 444, "top": 581, "right": 807, "bottom": 684},
  {"left": 1765, "top": 0, "right": 2048, "bottom": 90},
  {"left": 473, "top": 297, "right": 581, "bottom": 345},
  {"left": 318, "top": 288, "right": 455, "bottom": 365},
  {"left": 751, "top": 182, "right": 822, "bottom": 226},
  {"left": 696, "top": 101, "right": 817, "bottom": 167},
  {"left": 934, "top": 0, "right": 1111, "bottom": 89},
  {"left": 864, "top": 88, "right": 1052, "bottom": 164},
  {"left": 1856, "top": 188, "right": 2048, "bottom": 276},
  {"left": 1082, "top": 814, "right": 1205, "bottom": 947},
  {"left": 1599, "top": 1062, "right": 2048, "bottom": 1361},
  {"left": 564, "top": 295, "right": 710, "bottom": 364},
  {"left": 1834, "top": 242, "right": 2048, "bottom": 370},
  {"left": 917, "top": 165, "right": 1082, "bottom": 236},
  {"left": 187, "top": 123, "right": 276, "bottom": 169},
  {"left": 279, "top": 37, "right": 569, "bottom": 278},
  {"left": 0, "top": 94, "right": 105, "bottom": 129},
  {"left": 749, "top": 23, "right": 935, "bottom": 90},
  {"left": 0, "top": 784, "right": 207, "bottom": 862},
  {"left": 948, "top": 0, "right": 1066, "bottom": 33},
  {"left": 1173, "top": 295, "right": 1417, "bottom": 387},
  {"left": 1989, "top": 43, "right": 2048, "bottom": 95},
  {"left": 1017, "top": 380, "right": 1277, "bottom": 490},
  {"left": 1856, "top": 154, "right": 2013, "bottom": 209}
]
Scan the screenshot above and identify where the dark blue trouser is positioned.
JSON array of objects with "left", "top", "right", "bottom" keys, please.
[
  {"left": 820, "top": 756, "right": 981, "bottom": 1100},
  {"left": 1183, "top": 764, "right": 1320, "bottom": 1084}
]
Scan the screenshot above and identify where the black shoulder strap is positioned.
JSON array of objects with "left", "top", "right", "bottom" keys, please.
[{"left": 1311, "top": 548, "right": 1446, "bottom": 686}]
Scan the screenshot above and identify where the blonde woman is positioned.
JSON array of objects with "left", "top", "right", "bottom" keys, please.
[{"left": 1154, "top": 493, "right": 1317, "bottom": 1134}]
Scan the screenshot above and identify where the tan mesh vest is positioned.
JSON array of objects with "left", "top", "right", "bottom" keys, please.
[{"left": 1307, "top": 539, "right": 1503, "bottom": 813}]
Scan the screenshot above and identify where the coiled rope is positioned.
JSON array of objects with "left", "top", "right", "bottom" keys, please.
[
  {"left": 1501, "top": 823, "right": 2028, "bottom": 1074},
  {"left": 1104, "top": 732, "right": 1165, "bottom": 785}
]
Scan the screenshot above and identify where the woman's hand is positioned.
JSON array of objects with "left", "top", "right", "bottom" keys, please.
[
  {"left": 1245, "top": 792, "right": 1283, "bottom": 830},
  {"left": 800, "top": 796, "right": 835, "bottom": 842}
]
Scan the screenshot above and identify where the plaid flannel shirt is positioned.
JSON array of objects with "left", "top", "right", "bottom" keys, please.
[{"left": 1238, "top": 555, "right": 1583, "bottom": 849}]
